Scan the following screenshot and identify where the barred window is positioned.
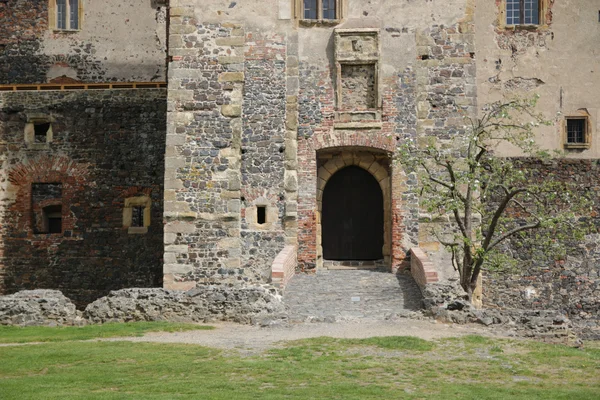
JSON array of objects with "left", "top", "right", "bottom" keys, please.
[
  {"left": 566, "top": 118, "right": 586, "bottom": 145},
  {"left": 506, "top": 0, "right": 539, "bottom": 25}
]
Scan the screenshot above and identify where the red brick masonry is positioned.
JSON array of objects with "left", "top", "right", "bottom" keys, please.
[
  {"left": 410, "top": 248, "right": 439, "bottom": 289},
  {"left": 271, "top": 245, "right": 297, "bottom": 290}
]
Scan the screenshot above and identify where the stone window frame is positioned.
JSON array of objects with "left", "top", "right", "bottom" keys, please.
[
  {"left": 294, "top": 0, "right": 345, "bottom": 26},
  {"left": 48, "top": 0, "right": 84, "bottom": 32},
  {"left": 24, "top": 113, "right": 54, "bottom": 149},
  {"left": 246, "top": 197, "right": 279, "bottom": 231},
  {"left": 123, "top": 195, "right": 151, "bottom": 234},
  {"left": 563, "top": 110, "right": 592, "bottom": 150},
  {"left": 497, "top": 0, "right": 551, "bottom": 30},
  {"left": 333, "top": 28, "right": 382, "bottom": 127}
]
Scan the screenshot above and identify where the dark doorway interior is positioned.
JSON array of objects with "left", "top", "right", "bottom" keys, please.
[{"left": 322, "top": 166, "right": 384, "bottom": 260}]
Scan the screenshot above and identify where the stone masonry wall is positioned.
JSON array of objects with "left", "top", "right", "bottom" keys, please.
[
  {"left": 0, "top": 89, "right": 166, "bottom": 308},
  {"left": 240, "top": 32, "right": 288, "bottom": 281},
  {"left": 165, "top": 7, "right": 292, "bottom": 289},
  {"left": 0, "top": 0, "right": 166, "bottom": 84},
  {"left": 484, "top": 159, "right": 600, "bottom": 339}
]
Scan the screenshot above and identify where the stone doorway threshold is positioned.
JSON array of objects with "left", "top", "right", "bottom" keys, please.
[{"left": 323, "top": 259, "right": 386, "bottom": 270}]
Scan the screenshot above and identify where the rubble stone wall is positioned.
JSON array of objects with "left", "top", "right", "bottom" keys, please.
[
  {"left": 0, "top": 0, "right": 166, "bottom": 84},
  {"left": 0, "top": 89, "right": 166, "bottom": 308},
  {"left": 484, "top": 158, "right": 600, "bottom": 340}
]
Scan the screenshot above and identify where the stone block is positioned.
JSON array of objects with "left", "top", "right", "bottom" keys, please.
[
  {"left": 215, "top": 37, "right": 245, "bottom": 47},
  {"left": 221, "top": 105, "right": 242, "bottom": 117},
  {"left": 170, "top": 7, "right": 195, "bottom": 17},
  {"left": 165, "top": 245, "right": 189, "bottom": 254},
  {"left": 284, "top": 170, "right": 298, "bottom": 191},
  {"left": 164, "top": 221, "right": 196, "bottom": 234},
  {"left": 164, "top": 233, "right": 177, "bottom": 245},
  {"left": 218, "top": 72, "right": 245, "bottom": 82},
  {"left": 170, "top": 24, "right": 197, "bottom": 34},
  {"left": 218, "top": 56, "right": 245, "bottom": 65}
]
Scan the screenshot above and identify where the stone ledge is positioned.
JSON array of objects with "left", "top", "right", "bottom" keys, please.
[{"left": 333, "top": 121, "right": 383, "bottom": 130}]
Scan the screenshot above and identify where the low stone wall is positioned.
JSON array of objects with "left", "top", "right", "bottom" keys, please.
[
  {"left": 1, "top": 286, "right": 288, "bottom": 326},
  {"left": 271, "top": 245, "right": 297, "bottom": 290},
  {"left": 409, "top": 248, "right": 577, "bottom": 344},
  {"left": 410, "top": 248, "right": 439, "bottom": 289},
  {"left": 0, "top": 290, "right": 84, "bottom": 326}
]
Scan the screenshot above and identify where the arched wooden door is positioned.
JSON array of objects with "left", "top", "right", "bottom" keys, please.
[{"left": 322, "top": 166, "right": 384, "bottom": 260}]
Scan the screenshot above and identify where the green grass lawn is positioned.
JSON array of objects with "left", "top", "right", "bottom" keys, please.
[
  {"left": 0, "top": 322, "right": 213, "bottom": 343},
  {"left": 0, "top": 324, "right": 599, "bottom": 399}
]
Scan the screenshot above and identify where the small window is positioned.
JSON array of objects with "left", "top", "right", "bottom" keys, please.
[
  {"left": 257, "top": 206, "right": 267, "bottom": 225},
  {"left": 124, "top": 196, "right": 151, "bottom": 234},
  {"left": 25, "top": 117, "right": 53, "bottom": 146},
  {"left": 301, "top": 0, "right": 338, "bottom": 21},
  {"left": 131, "top": 206, "right": 145, "bottom": 227},
  {"left": 34, "top": 122, "right": 51, "bottom": 143},
  {"left": 43, "top": 205, "right": 62, "bottom": 234},
  {"left": 506, "top": 0, "right": 540, "bottom": 25},
  {"left": 567, "top": 118, "right": 586, "bottom": 144},
  {"left": 565, "top": 116, "right": 590, "bottom": 148},
  {"left": 31, "top": 183, "right": 63, "bottom": 234},
  {"left": 54, "top": 0, "right": 80, "bottom": 31}
]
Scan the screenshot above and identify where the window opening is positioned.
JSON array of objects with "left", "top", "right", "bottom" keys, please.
[
  {"left": 322, "top": 0, "right": 336, "bottom": 20},
  {"left": 506, "top": 0, "right": 539, "bottom": 25},
  {"left": 303, "top": 0, "right": 337, "bottom": 20},
  {"left": 131, "top": 206, "right": 145, "bottom": 227},
  {"left": 567, "top": 118, "right": 586, "bottom": 144},
  {"left": 44, "top": 205, "right": 63, "bottom": 234},
  {"left": 34, "top": 122, "right": 51, "bottom": 143},
  {"left": 56, "top": 0, "right": 79, "bottom": 30},
  {"left": 304, "top": 0, "right": 317, "bottom": 19},
  {"left": 257, "top": 206, "right": 266, "bottom": 225}
]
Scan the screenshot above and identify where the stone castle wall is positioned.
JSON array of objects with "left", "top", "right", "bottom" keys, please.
[
  {"left": 0, "top": 89, "right": 167, "bottom": 307},
  {"left": 164, "top": 0, "right": 478, "bottom": 286},
  {"left": 0, "top": 0, "right": 166, "bottom": 84},
  {"left": 484, "top": 159, "right": 600, "bottom": 338}
]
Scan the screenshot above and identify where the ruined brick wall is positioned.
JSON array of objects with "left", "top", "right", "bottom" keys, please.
[
  {"left": 483, "top": 159, "right": 600, "bottom": 338},
  {"left": 0, "top": 89, "right": 166, "bottom": 307},
  {"left": 0, "top": 0, "right": 166, "bottom": 84}
]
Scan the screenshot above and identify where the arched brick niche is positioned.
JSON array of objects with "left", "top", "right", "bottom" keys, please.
[
  {"left": 315, "top": 147, "right": 393, "bottom": 269},
  {"left": 6, "top": 156, "right": 89, "bottom": 241}
]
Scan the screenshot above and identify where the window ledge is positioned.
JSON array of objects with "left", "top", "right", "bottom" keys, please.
[
  {"left": 564, "top": 143, "right": 590, "bottom": 150},
  {"left": 128, "top": 226, "right": 148, "bottom": 234},
  {"left": 503, "top": 24, "right": 548, "bottom": 31},
  {"left": 334, "top": 121, "right": 383, "bottom": 130},
  {"left": 26, "top": 143, "right": 51, "bottom": 150},
  {"left": 52, "top": 29, "right": 80, "bottom": 34},
  {"left": 299, "top": 19, "right": 341, "bottom": 27}
]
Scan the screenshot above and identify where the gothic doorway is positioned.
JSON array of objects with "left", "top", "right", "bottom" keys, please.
[{"left": 322, "top": 166, "right": 384, "bottom": 260}]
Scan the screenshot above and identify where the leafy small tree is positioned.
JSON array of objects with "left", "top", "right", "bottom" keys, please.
[{"left": 400, "top": 97, "right": 591, "bottom": 301}]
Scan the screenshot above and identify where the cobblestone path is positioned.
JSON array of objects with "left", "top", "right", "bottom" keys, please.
[{"left": 283, "top": 269, "right": 424, "bottom": 322}]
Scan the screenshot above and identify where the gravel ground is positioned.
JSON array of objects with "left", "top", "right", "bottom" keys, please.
[{"left": 103, "top": 318, "right": 508, "bottom": 355}]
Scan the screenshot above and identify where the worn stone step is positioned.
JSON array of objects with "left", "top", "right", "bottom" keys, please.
[{"left": 283, "top": 268, "right": 423, "bottom": 323}]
